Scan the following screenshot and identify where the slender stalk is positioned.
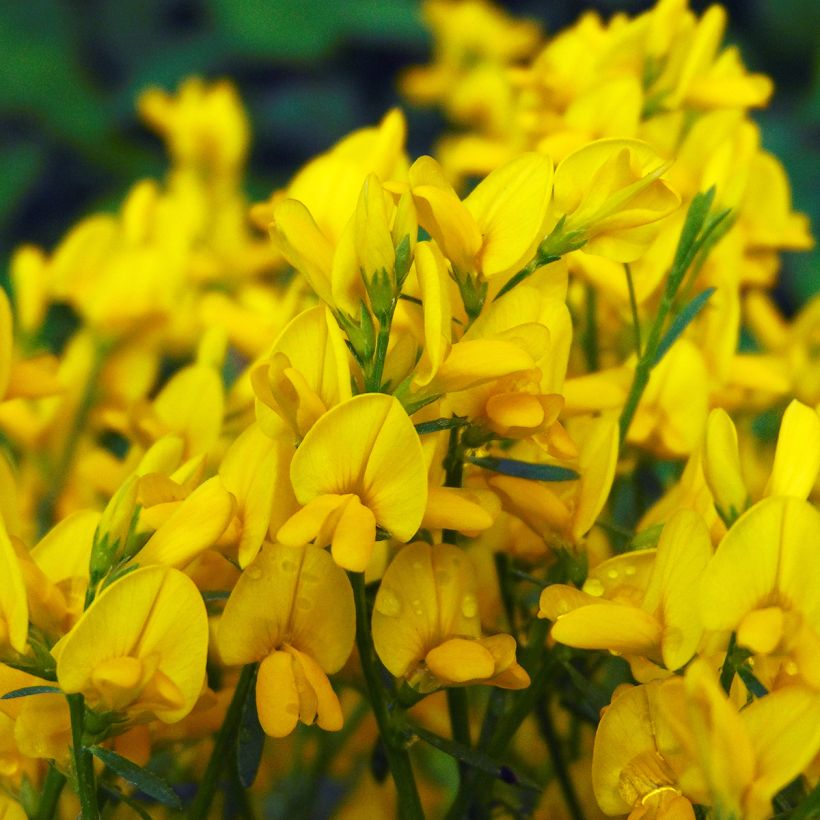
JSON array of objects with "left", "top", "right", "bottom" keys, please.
[
  {"left": 623, "top": 263, "right": 642, "bottom": 357},
  {"left": 189, "top": 663, "right": 257, "bottom": 820},
  {"left": 446, "top": 688, "right": 471, "bottom": 782},
  {"left": 719, "top": 633, "right": 738, "bottom": 695},
  {"left": 35, "top": 765, "right": 67, "bottom": 820},
  {"left": 349, "top": 572, "right": 423, "bottom": 820},
  {"left": 534, "top": 699, "right": 585, "bottom": 820},
  {"left": 365, "top": 315, "right": 393, "bottom": 392},
  {"left": 442, "top": 425, "right": 464, "bottom": 545},
  {"left": 67, "top": 694, "right": 98, "bottom": 819}
]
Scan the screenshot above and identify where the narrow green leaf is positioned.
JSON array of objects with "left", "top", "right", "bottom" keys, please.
[
  {"left": 88, "top": 746, "right": 181, "bottom": 810},
  {"left": 99, "top": 784, "right": 152, "bottom": 820},
  {"left": 414, "top": 417, "right": 466, "bottom": 435},
  {"left": 467, "top": 456, "right": 578, "bottom": 482},
  {"left": 409, "top": 723, "right": 539, "bottom": 792},
  {"left": 628, "top": 523, "right": 664, "bottom": 551},
  {"left": 236, "top": 668, "right": 264, "bottom": 788},
  {"left": 653, "top": 287, "right": 716, "bottom": 364},
  {"left": 2, "top": 685, "right": 61, "bottom": 699},
  {"left": 671, "top": 187, "right": 715, "bottom": 276}
]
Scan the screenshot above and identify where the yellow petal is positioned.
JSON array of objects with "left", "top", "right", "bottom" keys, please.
[
  {"left": 572, "top": 415, "right": 619, "bottom": 541},
  {"left": 465, "top": 152, "right": 554, "bottom": 278},
  {"left": 288, "top": 646, "right": 344, "bottom": 731},
  {"left": 0, "top": 514, "right": 28, "bottom": 655},
  {"left": 737, "top": 607, "right": 783, "bottom": 655},
  {"left": 703, "top": 408, "right": 747, "bottom": 522},
  {"left": 271, "top": 198, "right": 334, "bottom": 304},
  {"left": 290, "top": 394, "right": 427, "bottom": 542},
  {"left": 421, "top": 486, "right": 498, "bottom": 533},
  {"left": 277, "top": 494, "right": 348, "bottom": 548},
  {"left": 765, "top": 399, "right": 820, "bottom": 499},
  {"left": 256, "top": 650, "right": 300, "bottom": 738},
  {"left": 551, "top": 604, "right": 662, "bottom": 656},
  {"left": 538, "top": 584, "right": 611, "bottom": 621},
  {"left": 413, "top": 240, "right": 453, "bottom": 386},
  {"left": 330, "top": 494, "right": 376, "bottom": 573},
  {"left": 0, "top": 290, "right": 12, "bottom": 400},
  {"left": 426, "top": 638, "right": 495, "bottom": 683},
  {"left": 55, "top": 565, "right": 208, "bottom": 722},
  {"left": 136, "top": 476, "right": 236, "bottom": 568}
]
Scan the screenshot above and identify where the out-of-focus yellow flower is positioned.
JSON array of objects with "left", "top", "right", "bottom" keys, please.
[
  {"left": 53, "top": 565, "right": 209, "bottom": 724},
  {"left": 217, "top": 543, "right": 355, "bottom": 737},
  {"left": 0, "top": 515, "right": 28, "bottom": 658},
  {"left": 372, "top": 542, "right": 529, "bottom": 692},
  {"left": 277, "top": 394, "right": 427, "bottom": 572}
]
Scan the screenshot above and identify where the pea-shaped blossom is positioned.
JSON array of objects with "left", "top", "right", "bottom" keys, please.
[
  {"left": 52, "top": 566, "right": 208, "bottom": 724},
  {"left": 217, "top": 543, "right": 355, "bottom": 738},
  {"left": 277, "top": 394, "right": 428, "bottom": 572},
  {"left": 372, "top": 542, "right": 529, "bottom": 693}
]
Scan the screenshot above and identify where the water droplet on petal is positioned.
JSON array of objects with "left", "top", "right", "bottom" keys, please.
[
  {"left": 606, "top": 568, "right": 619, "bottom": 580},
  {"left": 584, "top": 578, "right": 605, "bottom": 597},
  {"left": 624, "top": 565, "right": 637, "bottom": 577},
  {"left": 412, "top": 561, "right": 425, "bottom": 575},
  {"left": 461, "top": 595, "right": 478, "bottom": 618},
  {"left": 411, "top": 599, "right": 424, "bottom": 616},
  {"left": 281, "top": 559, "right": 297, "bottom": 573},
  {"left": 375, "top": 588, "right": 402, "bottom": 617}
]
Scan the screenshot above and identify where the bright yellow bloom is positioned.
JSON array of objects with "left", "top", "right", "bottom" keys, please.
[
  {"left": 372, "top": 542, "right": 529, "bottom": 692},
  {"left": 217, "top": 543, "right": 355, "bottom": 737},
  {"left": 53, "top": 565, "right": 208, "bottom": 723},
  {"left": 699, "top": 496, "right": 820, "bottom": 687},
  {"left": 658, "top": 659, "right": 820, "bottom": 820},
  {"left": 0, "top": 515, "right": 27, "bottom": 658},
  {"left": 592, "top": 681, "right": 693, "bottom": 819},
  {"left": 277, "top": 394, "right": 427, "bottom": 572},
  {"left": 540, "top": 509, "right": 711, "bottom": 672}
]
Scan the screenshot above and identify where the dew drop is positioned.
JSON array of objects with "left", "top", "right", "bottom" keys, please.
[
  {"left": 281, "top": 559, "right": 297, "bottom": 573},
  {"left": 411, "top": 599, "right": 424, "bottom": 616},
  {"left": 606, "top": 568, "right": 619, "bottom": 580},
  {"left": 412, "top": 560, "right": 425, "bottom": 575},
  {"left": 624, "top": 565, "right": 637, "bottom": 577},
  {"left": 461, "top": 595, "right": 478, "bottom": 618},
  {"left": 247, "top": 567, "right": 262, "bottom": 580},
  {"left": 375, "top": 589, "right": 402, "bottom": 617},
  {"left": 584, "top": 578, "right": 605, "bottom": 597}
]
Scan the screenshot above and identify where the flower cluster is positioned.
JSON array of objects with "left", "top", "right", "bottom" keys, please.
[{"left": 0, "top": 2, "right": 817, "bottom": 818}]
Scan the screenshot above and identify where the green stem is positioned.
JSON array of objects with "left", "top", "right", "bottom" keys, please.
[
  {"left": 623, "top": 263, "right": 642, "bottom": 357},
  {"left": 349, "top": 572, "right": 423, "bottom": 820},
  {"left": 189, "top": 663, "right": 257, "bottom": 820},
  {"left": 365, "top": 316, "right": 392, "bottom": 392},
  {"left": 534, "top": 699, "right": 585, "bottom": 820},
  {"left": 35, "top": 765, "right": 67, "bottom": 820},
  {"left": 67, "top": 694, "right": 98, "bottom": 819},
  {"left": 446, "top": 687, "right": 471, "bottom": 782},
  {"left": 442, "top": 425, "right": 464, "bottom": 545}
]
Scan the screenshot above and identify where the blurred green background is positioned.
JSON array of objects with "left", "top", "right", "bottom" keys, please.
[{"left": 1, "top": 0, "right": 817, "bottom": 308}]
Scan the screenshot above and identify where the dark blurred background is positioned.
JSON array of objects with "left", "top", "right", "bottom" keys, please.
[{"left": 1, "top": 0, "right": 817, "bottom": 307}]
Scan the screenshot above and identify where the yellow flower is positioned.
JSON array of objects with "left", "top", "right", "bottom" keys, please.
[
  {"left": 0, "top": 515, "right": 27, "bottom": 659},
  {"left": 592, "top": 681, "right": 694, "bottom": 819},
  {"left": 699, "top": 496, "right": 820, "bottom": 687},
  {"left": 372, "top": 542, "right": 529, "bottom": 692},
  {"left": 553, "top": 138, "right": 679, "bottom": 263},
  {"left": 540, "top": 509, "right": 711, "bottom": 672},
  {"left": 53, "top": 565, "right": 209, "bottom": 723},
  {"left": 658, "top": 659, "right": 820, "bottom": 820},
  {"left": 277, "top": 394, "right": 427, "bottom": 572},
  {"left": 217, "top": 543, "right": 355, "bottom": 737}
]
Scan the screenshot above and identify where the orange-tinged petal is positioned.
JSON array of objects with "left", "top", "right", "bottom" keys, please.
[
  {"left": 764, "top": 399, "right": 820, "bottom": 499},
  {"left": 288, "top": 646, "right": 344, "bottom": 731},
  {"left": 465, "top": 152, "right": 554, "bottom": 278},
  {"left": 426, "top": 638, "right": 495, "bottom": 683},
  {"left": 256, "top": 650, "right": 300, "bottom": 738},
  {"left": 136, "top": 476, "right": 235, "bottom": 568}
]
